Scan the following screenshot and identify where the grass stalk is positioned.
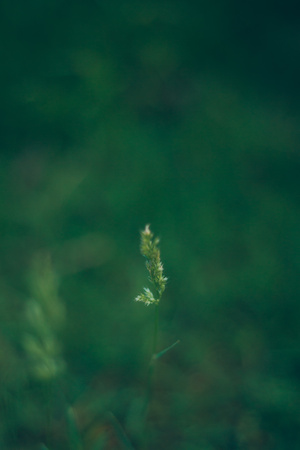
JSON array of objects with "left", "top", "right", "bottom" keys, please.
[
  {"left": 135, "top": 225, "right": 168, "bottom": 449},
  {"left": 152, "top": 304, "right": 159, "bottom": 356}
]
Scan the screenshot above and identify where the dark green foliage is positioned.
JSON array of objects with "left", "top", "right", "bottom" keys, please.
[{"left": 0, "top": 0, "right": 299, "bottom": 448}]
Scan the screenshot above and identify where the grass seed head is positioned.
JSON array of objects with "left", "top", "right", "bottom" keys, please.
[{"left": 135, "top": 225, "right": 167, "bottom": 306}]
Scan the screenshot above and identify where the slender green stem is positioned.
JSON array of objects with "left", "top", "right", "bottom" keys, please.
[
  {"left": 152, "top": 303, "right": 159, "bottom": 356},
  {"left": 140, "top": 304, "right": 160, "bottom": 450}
]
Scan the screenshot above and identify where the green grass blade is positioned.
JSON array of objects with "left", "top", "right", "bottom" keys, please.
[
  {"left": 67, "top": 406, "right": 83, "bottom": 450},
  {"left": 107, "top": 412, "right": 136, "bottom": 450},
  {"left": 153, "top": 340, "right": 180, "bottom": 360}
]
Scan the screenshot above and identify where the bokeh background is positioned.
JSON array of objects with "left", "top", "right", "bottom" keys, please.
[{"left": 1, "top": 1, "right": 300, "bottom": 449}]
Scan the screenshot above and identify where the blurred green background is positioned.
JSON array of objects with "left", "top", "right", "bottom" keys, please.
[{"left": 1, "top": 0, "right": 300, "bottom": 449}]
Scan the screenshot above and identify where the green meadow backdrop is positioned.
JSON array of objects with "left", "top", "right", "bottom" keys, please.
[{"left": 0, "top": 1, "right": 299, "bottom": 448}]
